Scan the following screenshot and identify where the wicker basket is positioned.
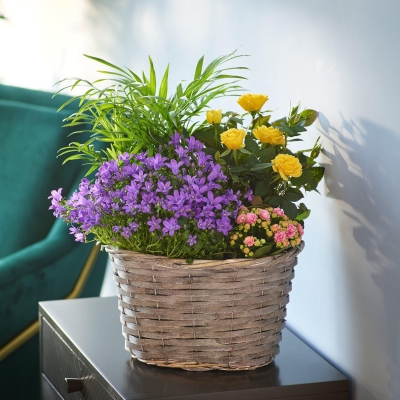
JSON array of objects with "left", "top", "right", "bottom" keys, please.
[{"left": 106, "top": 242, "right": 304, "bottom": 371}]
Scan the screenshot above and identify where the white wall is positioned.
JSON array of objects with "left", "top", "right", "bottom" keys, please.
[{"left": 2, "top": 1, "right": 400, "bottom": 399}]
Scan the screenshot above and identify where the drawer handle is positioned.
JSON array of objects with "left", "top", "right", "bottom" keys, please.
[{"left": 65, "top": 378, "right": 84, "bottom": 393}]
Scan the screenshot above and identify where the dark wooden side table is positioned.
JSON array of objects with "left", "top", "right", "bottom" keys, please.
[{"left": 39, "top": 297, "right": 349, "bottom": 400}]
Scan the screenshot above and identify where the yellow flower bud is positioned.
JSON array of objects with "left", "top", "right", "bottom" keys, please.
[
  {"left": 220, "top": 128, "right": 246, "bottom": 150},
  {"left": 272, "top": 154, "right": 303, "bottom": 181},
  {"left": 237, "top": 93, "right": 269, "bottom": 112},
  {"left": 267, "top": 231, "right": 273, "bottom": 237},
  {"left": 243, "top": 248, "right": 250, "bottom": 254},
  {"left": 244, "top": 223, "right": 251, "bottom": 230},
  {"left": 254, "top": 240, "right": 260, "bottom": 247},
  {"left": 206, "top": 109, "right": 222, "bottom": 124},
  {"left": 230, "top": 240, "right": 235, "bottom": 246},
  {"left": 249, "top": 252, "right": 254, "bottom": 257},
  {"left": 261, "top": 221, "right": 268, "bottom": 228},
  {"left": 253, "top": 126, "right": 285, "bottom": 146}
]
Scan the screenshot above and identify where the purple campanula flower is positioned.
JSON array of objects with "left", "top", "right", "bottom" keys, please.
[
  {"left": 165, "top": 159, "right": 183, "bottom": 175},
  {"left": 132, "top": 170, "right": 147, "bottom": 183},
  {"left": 165, "top": 190, "right": 186, "bottom": 211},
  {"left": 147, "top": 153, "right": 168, "bottom": 170},
  {"left": 118, "top": 152, "right": 132, "bottom": 164},
  {"left": 244, "top": 189, "right": 253, "bottom": 201},
  {"left": 197, "top": 151, "right": 211, "bottom": 167},
  {"left": 112, "top": 226, "right": 121, "bottom": 232},
  {"left": 199, "top": 205, "right": 215, "bottom": 219},
  {"left": 186, "top": 136, "right": 203, "bottom": 151},
  {"left": 140, "top": 201, "right": 152, "bottom": 213},
  {"left": 216, "top": 217, "right": 232, "bottom": 235},
  {"left": 206, "top": 191, "right": 224, "bottom": 210},
  {"left": 187, "top": 235, "right": 197, "bottom": 246},
  {"left": 147, "top": 216, "right": 162, "bottom": 232},
  {"left": 69, "top": 226, "right": 80, "bottom": 235},
  {"left": 157, "top": 181, "right": 172, "bottom": 194},
  {"left": 74, "top": 232, "right": 86, "bottom": 242},
  {"left": 121, "top": 227, "right": 132, "bottom": 239},
  {"left": 134, "top": 151, "right": 148, "bottom": 162},
  {"left": 122, "top": 163, "right": 140, "bottom": 177},
  {"left": 162, "top": 217, "right": 180, "bottom": 236},
  {"left": 143, "top": 179, "right": 154, "bottom": 192},
  {"left": 175, "top": 145, "right": 188, "bottom": 159},
  {"left": 174, "top": 204, "right": 192, "bottom": 218},
  {"left": 168, "top": 132, "right": 182, "bottom": 146},
  {"left": 48, "top": 188, "right": 63, "bottom": 202},
  {"left": 129, "top": 221, "right": 139, "bottom": 231},
  {"left": 220, "top": 209, "right": 231, "bottom": 218},
  {"left": 197, "top": 218, "right": 208, "bottom": 230}
]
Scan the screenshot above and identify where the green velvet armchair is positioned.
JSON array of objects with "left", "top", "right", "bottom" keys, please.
[{"left": 0, "top": 85, "right": 108, "bottom": 400}]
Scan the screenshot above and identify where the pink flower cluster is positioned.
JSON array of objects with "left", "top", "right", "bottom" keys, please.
[{"left": 229, "top": 206, "right": 304, "bottom": 258}]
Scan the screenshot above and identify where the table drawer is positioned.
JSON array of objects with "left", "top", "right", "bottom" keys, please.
[{"left": 41, "top": 316, "right": 113, "bottom": 400}]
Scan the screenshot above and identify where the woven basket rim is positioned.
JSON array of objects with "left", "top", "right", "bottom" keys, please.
[{"left": 105, "top": 241, "right": 304, "bottom": 269}]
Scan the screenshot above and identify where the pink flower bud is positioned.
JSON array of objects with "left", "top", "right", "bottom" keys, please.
[
  {"left": 286, "top": 224, "right": 297, "bottom": 238},
  {"left": 243, "top": 236, "right": 255, "bottom": 247},
  {"left": 236, "top": 214, "right": 247, "bottom": 224},
  {"left": 246, "top": 212, "right": 258, "bottom": 224},
  {"left": 274, "top": 231, "right": 287, "bottom": 243},
  {"left": 259, "top": 209, "right": 271, "bottom": 221},
  {"left": 273, "top": 207, "right": 285, "bottom": 217}
]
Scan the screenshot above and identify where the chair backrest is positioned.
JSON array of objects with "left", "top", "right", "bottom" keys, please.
[{"left": 0, "top": 85, "right": 85, "bottom": 258}]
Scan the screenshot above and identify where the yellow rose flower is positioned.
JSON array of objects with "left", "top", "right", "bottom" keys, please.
[
  {"left": 271, "top": 154, "right": 303, "bottom": 180},
  {"left": 206, "top": 109, "right": 222, "bottom": 124},
  {"left": 237, "top": 93, "right": 269, "bottom": 112},
  {"left": 253, "top": 126, "right": 285, "bottom": 146},
  {"left": 220, "top": 128, "right": 245, "bottom": 150}
]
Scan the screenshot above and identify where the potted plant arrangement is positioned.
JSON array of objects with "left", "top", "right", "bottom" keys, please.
[{"left": 49, "top": 51, "right": 324, "bottom": 371}]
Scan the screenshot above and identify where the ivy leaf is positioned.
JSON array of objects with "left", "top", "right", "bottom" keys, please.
[
  {"left": 300, "top": 109, "right": 319, "bottom": 126},
  {"left": 281, "top": 199, "right": 298, "bottom": 219},
  {"left": 291, "top": 169, "right": 314, "bottom": 186},
  {"left": 192, "top": 127, "right": 222, "bottom": 150},
  {"left": 255, "top": 181, "right": 269, "bottom": 197},
  {"left": 253, "top": 115, "right": 271, "bottom": 129},
  {"left": 312, "top": 166, "right": 325, "bottom": 183},
  {"left": 264, "top": 195, "right": 281, "bottom": 207},
  {"left": 253, "top": 244, "right": 274, "bottom": 258},
  {"left": 284, "top": 188, "right": 304, "bottom": 202},
  {"left": 245, "top": 136, "right": 260, "bottom": 157},
  {"left": 296, "top": 209, "right": 311, "bottom": 220},
  {"left": 259, "top": 146, "right": 276, "bottom": 163}
]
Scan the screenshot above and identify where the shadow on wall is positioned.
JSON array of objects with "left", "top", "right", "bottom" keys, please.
[{"left": 319, "top": 112, "right": 400, "bottom": 400}]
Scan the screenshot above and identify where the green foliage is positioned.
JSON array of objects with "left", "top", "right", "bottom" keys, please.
[
  {"left": 193, "top": 100, "right": 324, "bottom": 221},
  {"left": 55, "top": 51, "right": 248, "bottom": 175}
]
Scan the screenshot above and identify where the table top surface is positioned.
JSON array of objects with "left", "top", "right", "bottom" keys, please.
[{"left": 40, "top": 296, "right": 348, "bottom": 400}]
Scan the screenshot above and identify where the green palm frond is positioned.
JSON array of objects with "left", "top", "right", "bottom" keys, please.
[{"left": 55, "top": 50, "right": 248, "bottom": 173}]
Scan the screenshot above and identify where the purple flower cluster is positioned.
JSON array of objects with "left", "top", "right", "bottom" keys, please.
[{"left": 49, "top": 133, "right": 242, "bottom": 257}]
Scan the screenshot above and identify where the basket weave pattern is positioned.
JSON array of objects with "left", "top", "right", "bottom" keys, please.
[{"left": 106, "top": 242, "right": 304, "bottom": 371}]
